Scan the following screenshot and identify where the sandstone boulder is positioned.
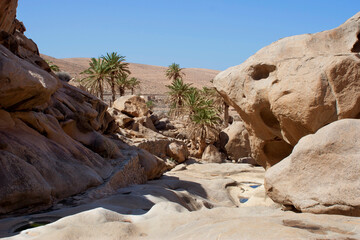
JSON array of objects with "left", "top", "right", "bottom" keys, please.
[
  {"left": 265, "top": 119, "right": 360, "bottom": 216},
  {"left": 202, "top": 144, "right": 223, "bottom": 163},
  {"left": 166, "top": 142, "right": 189, "bottom": 163},
  {"left": 132, "top": 116, "right": 157, "bottom": 132},
  {"left": 108, "top": 107, "right": 134, "bottom": 128},
  {"left": 0, "top": 150, "right": 52, "bottom": 214},
  {"left": 0, "top": 111, "right": 111, "bottom": 214},
  {"left": 113, "top": 95, "right": 149, "bottom": 117},
  {"left": 219, "top": 121, "right": 252, "bottom": 161},
  {"left": 214, "top": 12, "right": 360, "bottom": 168},
  {"left": 136, "top": 149, "right": 168, "bottom": 180},
  {"left": 136, "top": 137, "right": 187, "bottom": 160},
  {"left": 0, "top": 45, "right": 59, "bottom": 110}
]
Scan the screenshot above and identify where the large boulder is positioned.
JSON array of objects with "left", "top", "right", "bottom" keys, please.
[
  {"left": 219, "top": 121, "right": 252, "bottom": 161},
  {"left": 202, "top": 144, "right": 223, "bottom": 163},
  {"left": 136, "top": 149, "right": 168, "bottom": 180},
  {"left": 0, "top": 110, "right": 111, "bottom": 214},
  {"left": 108, "top": 107, "right": 134, "bottom": 128},
  {"left": 0, "top": 45, "right": 59, "bottom": 110},
  {"left": 166, "top": 142, "right": 189, "bottom": 163},
  {"left": 265, "top": 119, "right": 360, "bottom": 216},
  {"left": 132, "top": 116, "right": 157, "bottom": 132},
  {"left": 113, "top": 95, "right": 149, "bottom": 118},
  {"left": 214, "top": 12, "right": 360, "bottom": 168}
]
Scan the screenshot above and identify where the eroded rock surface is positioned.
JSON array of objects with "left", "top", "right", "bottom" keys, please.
[
  {"left": 219, "top": 121, "right": 252, "bottom": 161},
  {"left": 0, "top": 1, "right": 152, "bottom": 215},
  {"left": 0, "top": 45, "right": 59, "bottom": 110},
  {"left": 2, "top": 162, "right": 360, "bottom": 240},
  {"left": 265, "top": 119, "right": 360, "bottom": 216},
  {"left": 214, "top": 12, "right": 360, "bottom": 168},
  {"left": 113, "top": 95, "right": 149, "bottom": 118}
]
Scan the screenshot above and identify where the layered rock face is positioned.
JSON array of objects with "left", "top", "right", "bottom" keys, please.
[
  {"left": 265, "top": 119, "right": 360, "bottom": 216},
  {"left": 0, "top": 0, "right": 149, "bottom": 215},
  {"left": 214, "top": 12, "right": 360, "bottom": 168},
  {"left": 0, "top": 0, "right": 18, "bottom": 34}
]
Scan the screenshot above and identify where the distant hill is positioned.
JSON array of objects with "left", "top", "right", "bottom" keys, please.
[{"left": 41, "top": 54, "right": 220, "bottom": 95}]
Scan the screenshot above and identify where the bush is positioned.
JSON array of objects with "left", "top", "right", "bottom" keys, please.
[
  {"left": 146, "top": 100, "right": 155, "bottom": 110},
  {"left": 56, "top": 72, "right": 72, "bottom": 82}
]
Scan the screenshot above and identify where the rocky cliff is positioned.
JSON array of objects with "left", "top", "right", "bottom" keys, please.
[
  {"left": 214, "top": 12, "right": 360, "bottom": 168},
  {"left": 0, "top": 0, "right": 152, "bottom": 215}
]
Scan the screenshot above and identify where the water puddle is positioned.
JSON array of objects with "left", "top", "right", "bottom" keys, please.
[
  {"left": 239, "top": 198, "right": 249, "bottom": 203},
  {"left": 14, "top": 221, "right": 51, "bottom": 233},
  {"left": 11, "top": 217, "right": 60, "bottom": 233}
]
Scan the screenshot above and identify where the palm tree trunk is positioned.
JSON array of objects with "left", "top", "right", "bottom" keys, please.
[
  {"left": 99, "top": 78, "right": 104, "bottom": 100},
  {"left": 111, "top": 76, "right": 116, "bottom": 102},
  {"left": 120, "top": 87, "right": 125, "bottom": 96}
]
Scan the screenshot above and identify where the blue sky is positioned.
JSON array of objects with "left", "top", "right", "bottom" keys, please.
[{"left": 17, "top": 0, "right": 359, "bottom": 70}]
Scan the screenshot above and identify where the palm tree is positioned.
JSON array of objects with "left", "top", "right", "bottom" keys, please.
[
  {"left": 184, "top": 87, "right": 206, "bottom": 115},
  {"left": 188, "top": 106, "right": 221, "bottom": 157},
  {"left": 166, "top": 78, "right": 192, "bottom": 116},
  {"left": 102, "top": 52, "right": 130, "bottom": 102},
  {"left": 202, "top": 87, "right": 228, "bottom": 126},
  {"left": 45, "top": 60, "right": 60, "bottom": 72},
  {"left": 80, "top": 58, "right": 110, "bottom": 100},
  {"left": 116, "top": 74, "right": 131, "bottom": 97},
  {"left": 165, "top": 63, "right": 185, "bottom": 81},
  {"left": 128, "top": 77, "right": 141, "bottom": 95},
  {"left": 179, "top": 86, "right": 222, "bottom": 157}
]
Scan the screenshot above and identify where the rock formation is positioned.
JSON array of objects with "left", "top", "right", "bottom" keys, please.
[
  {"left": 219, "top": 121, "right": 252, "bottom": 161},
  {"left": 113, "top": 95, "right": 149, "bottom": 118},
  {"left": 214, "top": 12, "right": 360, "bottom": 168},
  {"left": 265, "top": 119, "right": 360, "bottom": 216},
  {"left": 0, "top": 0, "right": 174, "bottom": 215},
  {"left": 201, "top": 144, "right": 223, "bottom": 163},
  {"left": 166, "top": 142, "right": 189, "bottom": 163},
  {"left": 2, "top": 162, "right": 360, "bottom": 240},
  {"left": 109, "top": 101, "right": 190, "bottom": 169}
]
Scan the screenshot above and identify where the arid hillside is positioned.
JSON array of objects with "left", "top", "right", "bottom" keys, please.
[{"left": 41, "top": 54, "right": 219, "bottom": 95}]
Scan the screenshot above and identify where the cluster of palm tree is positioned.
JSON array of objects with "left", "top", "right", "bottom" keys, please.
[
  {"left": 165, "top": 63, "right": 226, "bottom": 156},
  {"left": 80, "top": 52, "right": 140, "bottom": 101},
  {"left": 185, "top": 87, "right": 223, "bottom": 156},
  {"left": 165, "top": 63, "right": 189, "bottom": 115}
]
